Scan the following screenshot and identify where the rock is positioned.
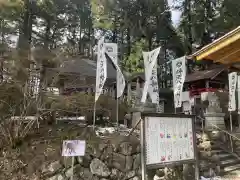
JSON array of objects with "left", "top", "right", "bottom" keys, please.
[
  {"left": 130, "top": 177, "right": 140, "bottom": 180},
  {"left": 47, "top": 161, "right": 62, "bottom": 173},
  {"left": 133, "top": 154, "right": 141, "bottom": 170},
  {"left": 92, "top": 175, "right": 100, "bottom": 180},
  {"left": 99, "top": 143, "right": 107, "bottom": 152},
  {"left": 126, "top": 156, "right": 133, "bottom": 171},
  {"left": 46, "top": 174, "right": 65, "bottom": 180},
  {"left": 201, "top": 168, "right": 215, "bottom": 178},
  {"left": 199, "top": 151, "right": 212, "bottom": 159},
  {"left": 210, "top": 131, "right": 226, "bottom": 142},
  {"left": 153, "top": 175, "right": 164, "bottom": 180},
  {"left": 210, "top": 154, "right": 220, "bottom": 163},
  {"left": 202, "top": 133, "right": 210, "bottom": 141},
  {"left": 80, "top": 168, "right": 94, "bottom": 179},
  {"left": 119, "top": 142, "right": 134, "bottom": 155},
  {"left": 110, "top": 168, "right": 124, "bottom": 180},
  {"left": 136, "top": 145, "right": 141, "bottom": 153},
  {"left": 77, "top": 157, "right": 83, "bottom": 164},
  {"left": 87, "top": 144, "right": 102, "bottom": 158},
  {"left": 199, "top": 161, "right": 211, "bottom": 171},
  {"left": 183, "top": 164, "right": 195, "bottom": 180},
  {"left": 112, "top": 153, "right": 126, "bottom": 171},
  {"left": 46, "top": 175, "right": 58, "bottom": 180},
  {"left": 78, "top": 154, "right": 92, "bottom": 167},
  {"left": 100, "top": 145, "right": 113, "bottom": 164},
  {"left": 199, "top": 141, "right": 212, "bottom": 151},
  {"left": 90, "top": 158, "right": 111, "bottom": 177},
  {"left": 137, "top": 168, "right": 141, "bottom": 176},
  {"left": 126, "top": 170, "right": 136, "bottom": 179},
  {"left": 215, "top": 165, "right": 221, "bottom": 175},
  {"left": 65, "top": 164, "right": 82, "bottom": 178},
  {"left": 155, "top": 169, "right": 165, "bottom": 177},
  {"left": 57, "top": 174, "right": 65, "bottom": 180}
]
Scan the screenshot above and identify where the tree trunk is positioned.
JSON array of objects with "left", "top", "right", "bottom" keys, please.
[
  {"left": 0, "top": 19, "right": 4, "bottom": 82},
  {"left": 148, "top": 36, "right": 152, "bottom": 51},
  {"left": 187, "top": 0, "right": 192, "bottom": 55},
  {"left": 18, "top": 0, "right": 33, "bottom": 52},
  {"left": 40, "top": 19, "right": 51, "bottom": 97},
  {"left": 112, "top": 14, "right": 117, "bottom": 43},
  {"left": 87, "top": 25, "right": 91, "bottom": 57},
  {"left": 127, "top": 27, "right": 131, "bottom": 56}
]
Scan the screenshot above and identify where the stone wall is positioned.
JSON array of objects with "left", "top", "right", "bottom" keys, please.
[
  {"left": 41, "top": 129, "right": 225, "bottom": 180},
  {"left": 197, "top": 131, "right": 228, "bottom": 178},
  {"left": 43, "top": 130, "right": 141, "bottom": 180},
  {"left": 1, "top": 124, "right": 228, "bottom": 180}
]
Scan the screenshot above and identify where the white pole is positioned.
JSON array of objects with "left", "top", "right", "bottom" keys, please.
[
  {"left": 140, "top": 118, "right": 146, "bottom": 180},
  {"left": 71, "top": 156, "right": 74, "bottom": 180},
  {"left": 93, "top": 101, "right": 97, "bottom": 129},
  {"left": 116, "top": 97, "right": 119, "bottom": 128},
  {"left": 230, "top": 111, "right": 234, "bottom": 152}
]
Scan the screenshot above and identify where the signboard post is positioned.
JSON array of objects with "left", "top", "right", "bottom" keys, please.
[{"left": 140, "top": 113, "right": 199, "bottom": 180}]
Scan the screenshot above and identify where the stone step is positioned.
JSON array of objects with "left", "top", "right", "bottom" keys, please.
[
  {"left": 211, "top": 144, "right": 226, "bottom": 151},
  {"left": 202, "top": 149, "right": 224, "bottom": 154},
  {"left": 220, "top": 158, "right": 240, "bottom": 168},
  {"left": 224, "top": 163, "right": 240, "bottom": 173},
  {"left": 235, "top": 146, "right": 240, "bottom": 151},
  {"left": 218, "top": 153, "right": 235, "bottom": 161}
]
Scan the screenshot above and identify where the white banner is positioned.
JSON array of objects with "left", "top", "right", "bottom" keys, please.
[
  {"left": 105, "top": 43, "right": 126, "bottom": 98},
  {"left": 238, "top": 76, "right": 240, "bottom": 114},
  {"left": 172, "top": 56, "right": 186, "bottom": 108},
  {"left": 141, "top": 47, "right": 161, "bottom": 103},
  {"left": 95, "top": 37, "right": 107, "bottom": 102},
  {"left": 228, "top": 72, "right": 237, "bottom": 111},
  {"left": 144, "top": 53, "right": 159, "bottom": 104}
]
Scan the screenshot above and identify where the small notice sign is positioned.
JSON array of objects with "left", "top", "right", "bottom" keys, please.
[{"left": 62, "top": 140, "right": 86, "bottom": 157}]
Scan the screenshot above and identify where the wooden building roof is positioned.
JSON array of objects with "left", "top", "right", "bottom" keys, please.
[{"left": 190, "top": 26, "right": 240, "bottom": 65}]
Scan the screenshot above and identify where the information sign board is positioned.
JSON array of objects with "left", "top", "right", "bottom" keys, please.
[{"left": 141, "top": 113, "right": 197, "bottom": 169}]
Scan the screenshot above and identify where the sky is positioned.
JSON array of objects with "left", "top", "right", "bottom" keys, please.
[{"left": 168, "top": 0, "right": 181, "bottom": 26}]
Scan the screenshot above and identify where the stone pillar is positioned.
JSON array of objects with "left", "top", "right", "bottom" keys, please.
[{"left": 201, "top": 92, "right": 225, "bottom": 130}]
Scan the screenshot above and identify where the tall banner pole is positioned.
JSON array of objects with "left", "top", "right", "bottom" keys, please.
[
  {"left": 140, "top": 47, "right": 161, "bottom": 180},
  {"left": 93, "top": 102, "right": 97, "bottom": 129},
  {"left": 105, "top": 43, "right": 125, "bottom": 129},
  {"left": 228, "top": 72, "right": 237, "bottom": 152},
  {"left": 116, "top": 96, "right": 119, "bottom": 128},
  {"left": 237, "top": 75, "right": 240, "bottom": 130},
  {"left": 140, "top": 118, "right": 146, "bottom": 180},
  {"left": 94, "top": 37, "right": 107, "bottom": 129}
]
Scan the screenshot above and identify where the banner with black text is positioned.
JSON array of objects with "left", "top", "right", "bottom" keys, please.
[
  {"left": 172, "top": 56, "right": 186, "bottom": 108},
  {"left": 228, "top": 72, "right": 237, "bottom": 111},
  {"left": 141, "top": 47, "right": 161, "bottom": 103},
  {"left": 95, "top": 37, "right": 107, "bottom": 102}
]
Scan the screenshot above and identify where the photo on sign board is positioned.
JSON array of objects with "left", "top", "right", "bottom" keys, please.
[{"left": 62, "top": 140, "right": 86, "bottom": 157}]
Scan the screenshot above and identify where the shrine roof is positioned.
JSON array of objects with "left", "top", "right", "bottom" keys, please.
[
  {"left": 185, "top": 67, "right": 225, "bottom": 83},
  {"left": 48, "top": 57, "right": 117, "bottom": 79},
  {"left": 190, "top": 26, "right": 240, "bottom": 65}
]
